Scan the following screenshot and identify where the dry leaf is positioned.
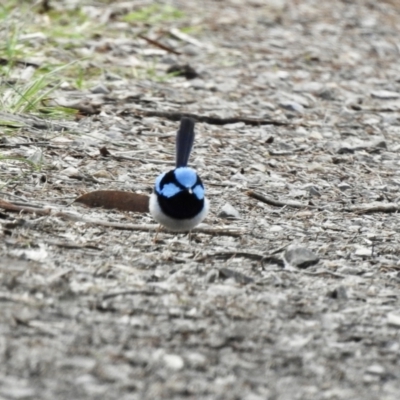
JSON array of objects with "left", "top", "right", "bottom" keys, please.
[{"left": 74, "top": 190, "right": 149, "bottom": 213}]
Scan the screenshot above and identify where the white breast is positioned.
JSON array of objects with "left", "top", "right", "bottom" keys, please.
[{"left": 149, "top": 193, "right": 209, "bottom": 231}]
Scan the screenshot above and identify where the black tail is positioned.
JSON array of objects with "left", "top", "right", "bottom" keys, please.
[{"left": 176, "top": 117, "right": 195, "bottom": 167}]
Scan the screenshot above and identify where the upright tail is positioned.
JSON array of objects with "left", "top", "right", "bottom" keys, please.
[{"left": 176, "top": 117, "right": 195, "bottom": 168}]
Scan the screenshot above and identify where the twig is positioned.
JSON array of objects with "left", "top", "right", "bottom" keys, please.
[
  {"left": 102, "top": 289, "right": 166, "bottom": 300},
  {"left": 138, "top": 34, "right": 181, "bottom": 55},
  {"left": 0, "top": 199, "right": 245, "bottom": 237},
  {"left": 44, "top": 239, "right": 102, "bottom": 250},
  {"left": 0, "top": 199, "right": 51, "bottom": 215},
  {"left": 219, "top": 268, "right": 254, "bottom": 284},
  {"left": 348, "top": 202, "right": 400, "bottom": 214},
  {"left": 204, "top": 251, "right": 284, "bottom": 266},
  {"left": 126, "top": 109, "right": 292, "bottom": 127},
  {"left": 302, "top": 269, "right": 345, "bottom": 279},
  {"left": 0, "top": 292, "right": 39, "bottom": 305},
  {"left": 0, "top": 57, "right": 40, "bottom": 68},
  {"left": 212, "top": 251, "right": 266, "bottom": 261},
  {"left": 0, "top": 141, "right": 54, "bottom": 148},
  {"left": 190, "top": 226, "right": 244, "bottom": 237},
  {"left": 56, "top": 212, "right": 158, "bottom": 231},
  {"left": 246, "top": 190, "right": 314, "bottom": 209},
  {"left": 169, "top": 28, "right": 209, "bottom": 49}
]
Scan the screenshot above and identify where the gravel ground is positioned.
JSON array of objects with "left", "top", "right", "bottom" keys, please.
[{"left": 2, "top": 1, "right": 400, "bottom": 399}]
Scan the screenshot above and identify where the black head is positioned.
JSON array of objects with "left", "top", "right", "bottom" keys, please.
[{"left": 155, "top": 167, "right": 205, "bottom": 220}]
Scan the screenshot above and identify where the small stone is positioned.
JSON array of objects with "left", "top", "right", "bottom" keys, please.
[
  {"left": 307, "top": 163, "right": 325, "bottom": 172},
  {"left": 274, "top": 70, "right": 288, "bottom": 79},
  {"left": 163, "top": 354, "right": 184, "bottom": 371},
  {"left": 279, "top": 100, "right": 304, "bottom": 113},
  {"left": 354, "top": 246, "right": 372, "bottom": 257},
  {"left": 92, "top": 169, "right": 114, "bottom": 179},
  {"left": 387, "top": 312, "right": 400, "bottom": 328},
  {"left": 185, "top": 352, "right": 208, "bottom": 369},
  {"left": 338, "top": 183, "right": 352, "bottom": 191},
  {"left": 104, "top": 71, "right": 122, "bottom": 81},
  {"left": 224, "top": 122, "right": 246, "bottom": 130},
  {"left": 90, "top": 83, "right": 110, "bottom": 94},
  {"left": 293, "top": 82, "right": 323, "bottom": 93},
  {"left": 302, "top": 184, "right": 321, "bottom": 197},
  {"left": 269, "top": 225, "right": 283, "bottom": 232},
  {"left": 288, "top": 189, "right": 306, "bottom": 199},
  {"left": 283, "top": 246, "right": 319, "bottom": 269},
  {"left": 218, "top": 203, "right": 240, "bottom": 219},
  {"left": 219, "top": 268, "right": 254, "bottom": 284},
  {"left": 366, "top": 364, "right": 385, "bottom": 376},
  {"left": 308, "top": 130, "right": 323, "bottom": 140},
  {"left": 371, "top": 90, "right": 400, "bottom": 99},
  {"left": 250, "top": 163, "right": 267, "bottom": 172},
  {"left": 27, "top": 148, "right": 43, "bottom": 164},
  {"left": 318, "top": 88, "right": 336, "bottom": 100},
  {"left": 268, "top": 159, "right": 278, "bottom": 167},
  {"left": 205, "top": 269, "right": 219, "bottom": 283},
  {"left": 60, "top": 166, "right": 82, "bottom": 178}
]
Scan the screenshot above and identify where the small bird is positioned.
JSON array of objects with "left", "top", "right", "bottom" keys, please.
[{"left": 149, "top": 117, "right": 209, "bottom": 232}]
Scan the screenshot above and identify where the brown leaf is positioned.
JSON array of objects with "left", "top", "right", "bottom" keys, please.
[
  {"left": 0, "top": 199, "right": 22, "bottom": 212},
  {"left": 74, "top": 191, "right": 150, "bottom": 213}
]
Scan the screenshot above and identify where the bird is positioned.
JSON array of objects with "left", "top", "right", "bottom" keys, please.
[{"left": 149, "top": 117, "right": 209, "bottom": 232}]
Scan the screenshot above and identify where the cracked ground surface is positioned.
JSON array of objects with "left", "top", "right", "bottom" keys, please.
[{"left": 2, "top": 1, "right": 400, "bottom": 399}]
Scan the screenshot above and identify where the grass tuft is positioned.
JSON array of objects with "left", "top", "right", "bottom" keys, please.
[{"left": 123, "top": 4, "right": 184, "bottom": 23}]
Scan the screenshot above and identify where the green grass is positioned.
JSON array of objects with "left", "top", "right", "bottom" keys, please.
[
  {"left": 1, "top": 62, "right": 79, "bottom": 118},
  {"left": 123, "top": 4, "right": 184, "bottom": 24},
  {"left": 0, "top": 1, "right": 198, "bottom": 126},
  {"left": 0, "top": 1, "right": 194, "bottom": 109}
]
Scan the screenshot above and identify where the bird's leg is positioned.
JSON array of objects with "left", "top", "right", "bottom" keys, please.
[{"left": 153, "top": 224, "right": 162, "bottom": 244}]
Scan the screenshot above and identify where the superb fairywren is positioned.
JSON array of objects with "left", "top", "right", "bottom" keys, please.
[{"left": 149, "top": 118, "right": 209, "bottom": 231}]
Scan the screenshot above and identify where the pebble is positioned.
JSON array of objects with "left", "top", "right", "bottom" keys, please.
[
  {"left": 92, "top": 169, "right": 114, "bottom": 179},
  {"left": 60, "top": 166, "right": 82, "bottom": 178},
  {"left": 205, "top": 269, "right": 219, "bottom": 283},
  {"left": 302, "top": 184, "right": 321, "bottom": 197},
  {"left": 387, "top": 312, "right": 400, "bottom": 328},
  {"left": 283, "top": 246, "right": 319, "bottom": 269},
  {"left": 218, "top": 203, "right": 240, "bottom": 219},
  {"left": 371, "top": 90, "right": 400, "bottom": 99},
  {"left": 279, "top": 100, "right": 304, "bottom": 113},
  {"left": 366, "top": 364, "right": 385, "bottom": 376},
  {"left": 338, "top": 183, "right": 352, "bottom": 191},
  {"left": 318, "top": 88, "right": 336, "bottom": 100},
  {"left": 163, "top": 354, "right": 185, "bottom": 371},
  {"left": 27, "top": 148, "right": 43, "bottom": 164},
  {"left": 293, "top": 82, "right": 323, "bottom": 93},
  {"left": 185, "top": 352, "right": 208, "bottom": 369},
  {"left": 354, "top": 246, "right": 372, "bottom": 257},
  {"left": 90, "top": 83, "right": 110, "bottom": 94}
]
